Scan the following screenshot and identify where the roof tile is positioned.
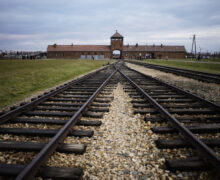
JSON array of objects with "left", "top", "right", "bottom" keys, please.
[
  {"left": 123, "top": 45, "right": 186, "bottom": 52},
  {"left": 47, "top": 45, "right": 111, "bottom": 52},
  {"left": 111, "top": 31, "right": 123, "bottom": 38},
  {"left": 47, "top": 44, "right": 186, "bottom": 53}
]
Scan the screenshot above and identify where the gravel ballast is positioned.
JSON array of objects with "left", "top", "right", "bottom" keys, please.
[
  {"left": 47, "top": 81, "right": 205, "bottom": 179},
  {"left": 0, "top": 71, "right": 215, "bottom": 179},
  {"left": 126, "top": 63, "right": 220, "bottom": 105},
  {"left": 77, "top": 82, "right": 166, "bottom": 179}
]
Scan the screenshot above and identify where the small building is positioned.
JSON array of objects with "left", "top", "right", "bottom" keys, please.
[{"left": 47, "top": 31, "right": 186, "bottom": 59}]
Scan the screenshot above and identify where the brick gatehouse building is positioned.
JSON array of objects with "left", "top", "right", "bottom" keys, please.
[{"left": 47, "top": 31, "right": 186, "bottom": 59}]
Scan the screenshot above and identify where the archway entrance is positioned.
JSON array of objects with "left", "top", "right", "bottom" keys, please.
[{"left": 112, "top": 50, "right": 121, "bottom": 59}]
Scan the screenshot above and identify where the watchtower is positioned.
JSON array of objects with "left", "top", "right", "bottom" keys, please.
[{"left": 111, "top": 30, "right": 123, "bottom": 59}]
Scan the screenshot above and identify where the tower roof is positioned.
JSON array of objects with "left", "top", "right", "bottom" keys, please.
[{"left": 111, "top": 30, "right": 123, "bottom": 38}]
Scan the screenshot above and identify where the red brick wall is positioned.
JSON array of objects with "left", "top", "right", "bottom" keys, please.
[
  {"left": 122, "top": 51, "right": 186, "bottom": 59},
  {"left": 111, "top": 39, "right": 123, "bottom": 51},
  {"left": 47, "top": 51, "right": 185, "bottom": 59},
  {"left": 47, "top": 51, "right": 112, "bottom": 59},
  {"left": 154, "top": 52, "right": 186, "bottom": 59}
]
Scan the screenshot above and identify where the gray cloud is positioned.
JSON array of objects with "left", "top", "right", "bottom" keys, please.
[{"left": 0, "top": 0, "right": 220, "bottom": 52}]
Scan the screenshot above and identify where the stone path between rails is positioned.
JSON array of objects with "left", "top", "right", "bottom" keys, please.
[
  {"left": 83, "top": 83, "right": 165, "bottom": 179},
  {"left": 80, "top": 83, "right": 202, "bottom": 179}
]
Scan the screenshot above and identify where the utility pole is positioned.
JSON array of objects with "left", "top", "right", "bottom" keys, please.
[{"left": 191, "top": 34, "right": 197, "bottom": 58}]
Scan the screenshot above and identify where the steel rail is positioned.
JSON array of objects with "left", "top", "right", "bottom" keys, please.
[
  {"left": 15, "top": 69, "right": 117, "bottom": 180},
  {"left": 0, "top": 65, "right": 110, "bottom": 124},
  {"left": 117, "top": 66, "right": 220, "bottom": 174},
  {"left": 125, "top": 60, "right": 220, "bottom": 83},
  {"left": 124, "top": 64, "right": 220, "bottom": 111},
  {"left": 127, "top": 60, "right": 220, "bottom": 77}
]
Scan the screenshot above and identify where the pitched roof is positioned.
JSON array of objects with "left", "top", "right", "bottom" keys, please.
[
  {"left": 111, "top": 31, "right": 123, "bottom": 38},
  {"left": 47, "top": 45, "right": 111, "bottom": 52},
  {"left": 47, "top": 44, "right": 186, "bottom": 53},
  {"left": 123, "top": 45, "right": 186, "bottom": 52}
]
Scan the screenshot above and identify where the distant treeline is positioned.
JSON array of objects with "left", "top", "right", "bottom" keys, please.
[
  {"left": 0, "top": 50, "right": 47, "bottom": 59},
  {"left": 186, "top": 51, "right": 220, "bottom": 59}
]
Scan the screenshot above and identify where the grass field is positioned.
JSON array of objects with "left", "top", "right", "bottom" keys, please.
[
  {"left": 0, "top": 59, "right": 109, "bottom": 109},
  {"left": 137, "top": 59, "right": 220, "bottom": 74},
  {"left": 195, "top": 58, "right": 220, "bottom": 63},
  {"left": 162, "top": 58, "right": 220, "bottom": 63}
]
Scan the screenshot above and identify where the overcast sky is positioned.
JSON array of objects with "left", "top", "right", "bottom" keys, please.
[{"left": 0, "top": 0, "right": 220, "bottom": 52}]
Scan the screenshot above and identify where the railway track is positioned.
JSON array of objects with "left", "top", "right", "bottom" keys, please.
[
  {"left": 0, "top": 61, "right": 220, "bottom": 179},
  {"left": 117, "top": 62, "right": 220, "bottom": 177},
  {"left": 0, "top": 64, "right": 117, "bottom": 179},
  {"left": 125, "top": 60, "right": 220, "bottom": 84}
]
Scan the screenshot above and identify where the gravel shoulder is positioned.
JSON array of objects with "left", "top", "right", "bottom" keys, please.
[{"left": 126, "top": 63, "right": 220, "bottom": 105}]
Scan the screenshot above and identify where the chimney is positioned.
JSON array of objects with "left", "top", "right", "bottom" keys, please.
[
  {"left": 71, "top": 43, "right": 73, "bottom": 46},
  {"left": 153, "top": 44, "right": 155, "bottom": 47},
  {"left": 53, "top": 43, "right": 57, "bottom": 48},
  {"left": 136, "top": 43, "right": 138, "bottom": 47},
  {"left": 127, "top": 43, "right": 129, "bottom": 47},
  {"left": 161, "top": 44, "right": 163, "bottom": 47}
]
